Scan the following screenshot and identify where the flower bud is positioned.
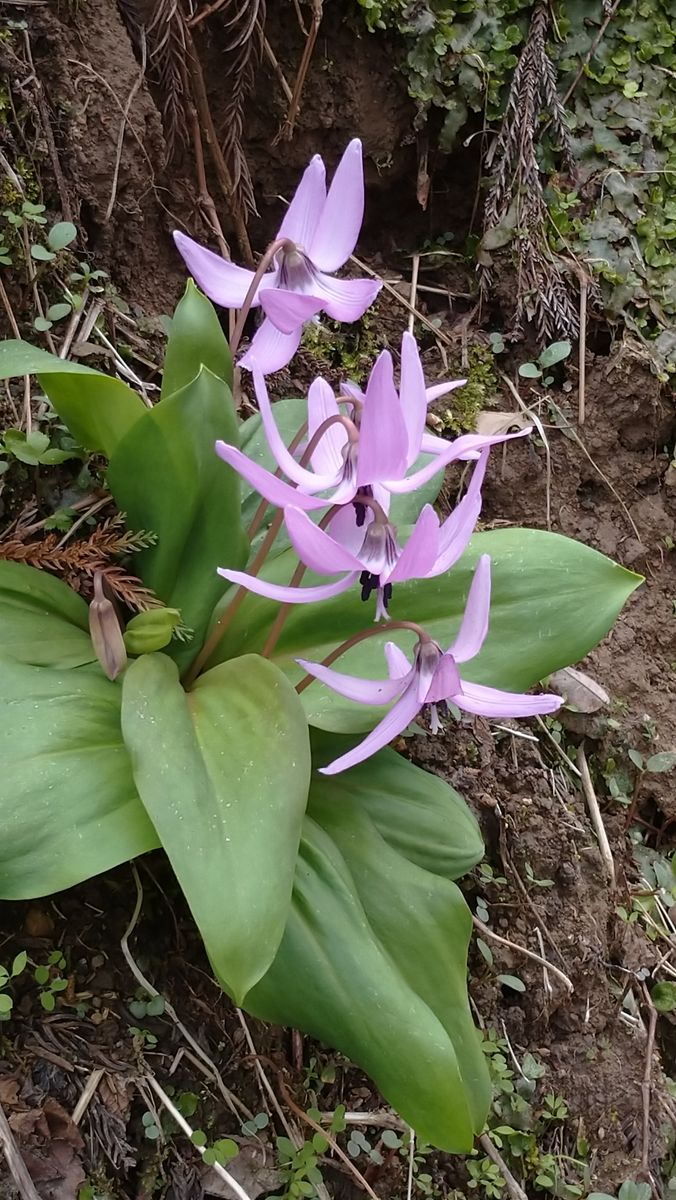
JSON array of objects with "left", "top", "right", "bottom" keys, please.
[
  {"left": 89, "top": 572, "right": 127, "bottom": 680},
  {"left": 123, "top": 607, "right": 181, "bottom": 655}
]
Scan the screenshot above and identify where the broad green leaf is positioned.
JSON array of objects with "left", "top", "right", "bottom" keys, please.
[
  {"left": 0, "top": 659, "right": 158, "bottom": 899},
  {"left": 247, "top": 741, "right": 491, "bottom": 1150},
  {"left": 211, "top": 528, "right": 641, "bottom": 731},
  {"left": 162, "top": 281, "right": 232, "bottom": 399},
  {"left": 107, "top": 366, "right": 248, "bottom": 669},
  {"left": 539, "top": 340, "right": 571, "bottom": 369},
  {"left": 309, "top": 729, "right": 483, "bottom": 880},
  {"left": 47, "top": 222, "right": 77, "bottom": 251},
  {"left": 0, "top": 339, "right": 146, "bottom": 455},
  {"left": 121, "top": 653, "right": 311, "bottom": 1003},
  {"left": 0, "top": 561, "right": 96, "bottom": 667}
]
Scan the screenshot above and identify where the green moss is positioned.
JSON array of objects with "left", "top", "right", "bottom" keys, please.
[
  {"left": 434, "top": 344, "right": 498, "bottom": 434},
  {"left": 301, "top": 310, "right": 385, "bottom": 377}
]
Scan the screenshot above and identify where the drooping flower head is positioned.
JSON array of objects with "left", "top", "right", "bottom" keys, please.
[
  {"left": 295, "top": 556, "right": 562, "bottom": 775},
  {"left": 174, "top": 139, "right": 381, "bottom": 373}
]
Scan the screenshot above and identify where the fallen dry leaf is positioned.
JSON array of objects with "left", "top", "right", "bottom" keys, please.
[{"left": 549, "top": 666, "right": 610, "bottom": 713}]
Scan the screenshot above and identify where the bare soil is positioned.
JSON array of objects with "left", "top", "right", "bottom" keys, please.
[{"left": 0, "top": 2, "right": 675, "bottom": 1198}]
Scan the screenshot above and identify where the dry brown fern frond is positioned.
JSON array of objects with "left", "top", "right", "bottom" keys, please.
[
  {"left": 0, "top": 513, "right": 165, "bottom": 614},
  {"left": 215, "top": 0, "right": 265, "bottom": 215},
  {"left": 480, "top": 2, "right": 584, "bottom": 344},
  {"left": 119, "top": 0, "right": 189, "bottom": 161}
]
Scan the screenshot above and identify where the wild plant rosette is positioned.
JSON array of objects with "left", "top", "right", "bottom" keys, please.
[{"left": 0, "top": 140, "right": 641, "bottom": 1151}]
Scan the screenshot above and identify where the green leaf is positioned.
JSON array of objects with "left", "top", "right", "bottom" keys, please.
[
  {"left": 0, "top": 659, "right": 158, "bottom": 900},
  {"left": 646, "top": 751, "right": 676, "bottom": 774},
  {"left": 212, "top": 528, "right": 642, "bottom": 733},
  {"left": 121, "top": 653, "right": 311, "bottom": 1003},
  {"left": 0, "top": 561, "right": 96, "bottom": 667},
  {"left": 3, "top": 428, "right": 48, "bottom": 464},
  {"left": 518, "top": 362, "right": 542, "bottom": 378},
  {"left": 0, "top": 339, "right": 146, "bottom": 456},
  {"left": 247, "top": 738, "right": 491, "bottom": 1151},
  {"left": 651, "top": 981, "right": 676, "bottom": 1012},
  {"left": 497, "top": 974, "right": 526, "bottom": 992},
  {"left": 31, "top": 244, "right": 56, "bottom": 262},
  {"left": 539, "top": 340, "right": 572, "bottom": 369},
  {"left": 33, "top": 316, "right": 53, "bottom": 333},
  {"left": 0, "top": 994, "right": 13, "bottom": 1014},
  {"left": 46, "top": 302, "right": 73, "bottom": 322},
  {"left": 161, "top": 281, "right": 232, "bottom": 399},
  {"left": 107, "top": 367, "right": 247, "bottom": 668},
  {"left": 11, "top": 952, "right": 27, "bottom": 977},
  {"left": 47, "top": 222, "right": 77, "bottom": 252}
]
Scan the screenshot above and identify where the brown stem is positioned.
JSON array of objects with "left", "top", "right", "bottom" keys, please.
[
  {"left": 295, "top": 621, "right": 425, "bottom": 694},
  {"left": 182, "top": 508, "right": 286, "bottom": 687},
  {"left": 229, "top": 236, "right": 293, "bottom": 357}
]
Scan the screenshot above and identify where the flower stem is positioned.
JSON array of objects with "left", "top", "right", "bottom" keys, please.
[
  {"left": 181, "top": 508, "right": 286, "bottom": 687},
  {"left": 295, "top": 621, "right": 426, "bottom": 694},
  {"left": 229, "top": 237, "right": 293, "bottom": 358}
]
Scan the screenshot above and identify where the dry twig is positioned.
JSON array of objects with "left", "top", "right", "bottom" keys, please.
[
  {"left": 639, "top": 983, "right": 658, "bottom": 1176},
  {"left": 0, "top": 1100, "right": 41, "bottom": 1200},
  {"left": 473, "top": 915, "right": 573, "bottom": 994},
  {"left": 577, "top": 743, "right": 616, "bottom": 887},
  {"left": 479, "top": 1133, "right": 529, "bottom": 1200},
  {"left": 276, "top": 0, "right": 322, "bottom": 141}
]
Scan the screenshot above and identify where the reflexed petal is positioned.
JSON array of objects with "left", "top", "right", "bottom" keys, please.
[
  {"left": 239, "top": 319, "right": 303, "bottom": 374},
  {"left": 453, "top": 680, "right": 563, "bottom": 719},
  {"left": 420, "top": 431, "right": 474, "bottom": 456},
  {"left": 425, "top": 653, "right": 463, "bottom": 704},
  {"left": 357, "top": 352, "right": 409, "bottom": 485},
  {"left": 384, "top": 641, "right": 413, "bottom": 680},
  {"left": 309, "top": 138, "right": 365, "bottom": 272},
  {"left": 448, "top": 554, "right": 491, "bottom": 663},
  {"left": 312, "top": 273, "right": 381, "bottom": 323},
  {"left": 217, "top": 568, "right": 359, "bottom": 604},
  {"left": 386, "top": 428, "right": 529, "bottom": 493},
  {"left": 277, "top": 154, "right": 326, "bottom": 248},
  {"left": 215, "top": 442, "right": 327, "bottom": 510},
  {"left": 253, "top": 373, "right": 341, "bottom": 490},
  {"left": 296, "top": 657, "right": 405, "bottom": 705},
  {"left": 427, "top": 450, "right": 488, "bottom": 576},
  {"left": 425, "top": 379, "right": 466, "bottom": 404},
  {"left": 319, "top": 686, "right": 423, "bottom": 775},
  {"left": 259, "top": 288, "right": 323, "bottom": 333},
  {"left": 399, "top": 332, "right": 428, "bottom": 467},
  {"left": 173, "top": 232, "right": 262, "bottom": 307},
  {"left": 386, "top": 505, "right": 440, "bottom": 583},
  {"left": 307, "top": 377, "right": 347, "bottom": 475},
  {"left": 285, "top": 506, "right": 362, "bottom": 574}
]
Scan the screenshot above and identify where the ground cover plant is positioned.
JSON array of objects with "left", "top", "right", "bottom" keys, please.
[{"left": 0, "top": 138, "right": 642, "bottom": 1157}]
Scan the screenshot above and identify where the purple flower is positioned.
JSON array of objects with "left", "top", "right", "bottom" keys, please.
[
  {"left": 173, "top": 139, "right": 381, "bottom": 373},
  {"left": 215, "top": 335, "right": 527, "bottom": 512},
  {"left": 295, "top": 555, "right": 562, "bottom": 775},
  {"left": 218, "top": 450, "right": 490, "bottom": 618}
]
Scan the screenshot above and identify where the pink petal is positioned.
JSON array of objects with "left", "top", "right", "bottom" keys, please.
[
  {"left": 285, "top": 506, "right": 362, "bottom": 574},
  {"left": 259, "top": 288, "right": 323, "bottom": 334},
  {"left": 386, "top": 505, "right": 440, "bottom": 583},
  {"left": 384, "top": 641, "right": 412, "bottom": 680},
  {"left": 309, "top": 138, "right": 365, "bottom": 272},
  {"left": 307, "top": 377, "right": 347, "bottom": 475},
  {"left": 277, "top": 154, "right": 326, "bottom": 248},
  {"left": 357, "top": 351, "right": 410, "bottom": 486},
  {"left": 453, "top": 680, "right": 563, "bottom": 719},
  {"left": 449, "top": 554, "right": 491, "bottom": 663},
  {"left": 425, "top": 379, "right": 467, "bottom": 404},
  {"left": 173, "top": 231, "right": 262, "bottom": 308},
  {"left": 425, "top": 653, "right": 463, "bottom": 704},
  {"left": 399, "top": 332, "right": 428, "bottom": 467},
  {"left": 386, "top": 428, "right": 529, "bottom": 493},
  {"left": 312, "top": 273, "right": 381, "bottom": 323},
  {"left": 253, "top": 373, "right": 341, "bottom": 491},
  {"left": 322, "top": 503, "right": 371, "bottom": 556},
  {"left": 420, "top": 431, "right": 472, "bottom": 456},
  {"left": 319, "top": 686, "right": 423, "bottom": 775},
  {"left": 238, "top": 319, "right": 302, "bottom": 374},
  {"left": 428, "top": 450, "right": 488, "bottom": 576},
  {"left": 217, "top": 568, "right": 359, "bottom": 604},
  {"left": 215, "top": 442, "right": 327, "bottom": 510},
  {"left": 296, "top": 657, "right": 405, "bottom": 705}
]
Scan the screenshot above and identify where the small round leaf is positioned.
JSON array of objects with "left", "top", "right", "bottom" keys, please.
[{"left": 47, "top": 222, "right": 78, "bottom": 251}]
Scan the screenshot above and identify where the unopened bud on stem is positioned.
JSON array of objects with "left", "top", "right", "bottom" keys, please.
[{"left": 89, "top": 572, "right": 127, "bottom": 680}]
